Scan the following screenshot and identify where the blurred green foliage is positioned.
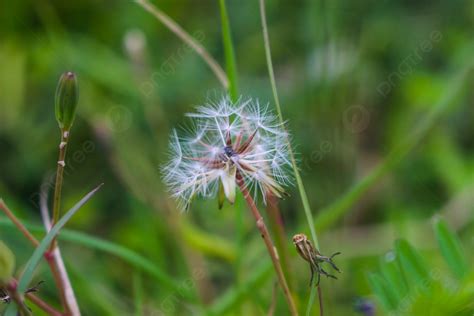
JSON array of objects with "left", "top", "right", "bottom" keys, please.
[{"left": 0, "top": 0, "right": 473, "bottom": 315}]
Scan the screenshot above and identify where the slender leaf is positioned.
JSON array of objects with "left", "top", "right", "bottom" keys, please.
[
  {"left": 395, "top": 239, "right": 430, "bottom": 288},
  {"left": 0, "top": 218, "right": 197, "bottom": 301},
  {"left": 5, "top": 184, "right": 103, "bottom": 316},
  {"left": 219, "top": 0, "right": 238, "bottom": 101},
  {"left": 367, "top": 272, "right": 397, "bottom": 311},
  {"left": 20, "top": 185, "right": 102, "bottom": 292},
  {"left": 379, "top": 252, "right": 408, "bottom": 303},
  {"left": 433, "top": 217, "right": 468, "bottom": 279}
]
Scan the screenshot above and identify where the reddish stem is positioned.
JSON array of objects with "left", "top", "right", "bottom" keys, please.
[
  {"left": 318, "top": 286, "right": 324, "bottom": 316},
  {"left": 236, "top": 171, "right": 298, "bottom": 316}
]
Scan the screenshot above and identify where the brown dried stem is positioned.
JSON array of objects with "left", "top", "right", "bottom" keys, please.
[
  {"left": 0, "top": 198, "right": 69, "bottom": 315},
  {"left": 0, "top": 199, "right": 39, "bottom": 247},
  {"left": 236, "top": 171, "right": 298, "bottom": 316}
]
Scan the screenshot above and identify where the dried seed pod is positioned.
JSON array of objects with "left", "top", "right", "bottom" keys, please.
[{"left": 292, "top": 233, "right": 341, "bottom": 286}]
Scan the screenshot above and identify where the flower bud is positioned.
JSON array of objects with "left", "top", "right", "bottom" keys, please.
[
  {"left": 0, "top": 241, "right": 15, "bottom": 284},
  {"left": 55, "top": 71, "right": 79, "bottom": 130}
]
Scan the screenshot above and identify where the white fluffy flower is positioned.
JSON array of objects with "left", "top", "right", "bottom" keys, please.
[{"left": 161, "top": 96, "right": 292, "bottom": 210}]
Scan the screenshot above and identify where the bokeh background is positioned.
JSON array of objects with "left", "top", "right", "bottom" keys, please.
[{"left": 1, "top": 1, "right": 473, "bottom": 315}]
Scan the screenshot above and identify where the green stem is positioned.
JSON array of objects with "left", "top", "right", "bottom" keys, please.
[
  {"left": 218, "top": 0, "right": 239, "bottom": 101},
  {"left": 49, "top": 128, "right": 71, "bottom": 314},
  {"left": 51, "top": 129, "right": 69, "bottom": 235},
  {"left": 258, "top": 0, "right": 319, "bottom": 250},
  {"left": 259, "top": 1, "right": 323, "bottom": 314}
]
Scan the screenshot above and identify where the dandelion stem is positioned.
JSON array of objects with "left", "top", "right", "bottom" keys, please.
[{"left": 236, "top": 171, "right": 298, "bottom": 316}]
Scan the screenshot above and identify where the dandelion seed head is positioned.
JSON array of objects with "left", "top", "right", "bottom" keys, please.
[{"left": 161, "top": 96, "right": 293, "bottom": 210}]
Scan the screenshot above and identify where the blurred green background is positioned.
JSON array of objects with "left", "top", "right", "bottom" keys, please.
[{"left": 1, "top": 0, "right": 473, "bottom": 315}]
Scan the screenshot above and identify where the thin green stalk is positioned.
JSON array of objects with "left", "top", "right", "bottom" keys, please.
[
  {"left": 133, "top": 272, "right": 144, "bottom": 316},
  {"left": 219, "top": 0, "right": 239, "bottom": 101},
  {"left": 258, "top": 0, "right": 319, "bottom": 250},
  {"left": 259, "top": 1, "right": 323, "bottom": 314},
  {"left": 314, "top": 66, "right": 472, "bottom": 231},
  {"left": 50, "top": 129, "right": 69, "bottom": 242},
  {"left": 0, "top": 218, "right": 198, "bottom": 302},
  {"left": 48, "top": 129, "right": 71, "bottom": 314},
  {"left": 135, "top": 0, "right": 229, "bottom": 89}
]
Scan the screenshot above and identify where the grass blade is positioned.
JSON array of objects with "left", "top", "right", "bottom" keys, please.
[
  {"left": 0, "top": 218, "right": 197, "bottom": 301},
  {"left": 367, "top": 272, "right": 397, "bottom": 311},
  {"left": 18, "top": 184, "right": 103, "bottom": 293},
  {"left": 5, "top": 184, "right": 103, "bottom": 316},
  {"left": 395, "top": 239, "right": 429, "bottom": 288},
  {"left": 433, "top": 217, "right": 468, "bottom": 279},
  {"left": 219, "top": 0, "right": 238, "bottom": 101},
  {"left": 379, "top": 252, "right": 408, "bottom": 303}
]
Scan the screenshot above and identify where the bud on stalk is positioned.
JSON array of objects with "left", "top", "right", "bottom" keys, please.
[{"left": 55, "top": 72, "right": 78, "bottom": 130}]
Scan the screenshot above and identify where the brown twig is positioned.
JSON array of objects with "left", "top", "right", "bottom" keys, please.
[
  {"left": 26, "top": 292, "right": 63, "bottom": 316},
  {"left": 0, "top": 199, "right": 39, "bottom": 247},
  {"left": 266, "top": 194, "right": 293, "bottom": 285},
  {"left": 236, "top": 171, "right": 298, "bottom": 316},
  {"left": 5, "top": 278, "right": 62, "bottom": 316},
  {"left": 0, "top": 198, "right": 70, "bottom": 315}
]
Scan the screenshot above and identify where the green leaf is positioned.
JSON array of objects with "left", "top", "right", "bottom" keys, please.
[
  {"left": 5, "top": 184, "right": 103, "bottom": 316},
  {"left": 379, "top": 251, "right": 408, "bottom": 303},
  {"left": 395, "top": 239, "right": 430, "bottom": 289},
  {"left": 0, "top": 218, "right": 196, "bottom": 301},
  {"left": 433, "top": 217, "right": 468, "bottom": 279},
  {"left": 367, "top": 272, "right": 397, "bottom": 311}
]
